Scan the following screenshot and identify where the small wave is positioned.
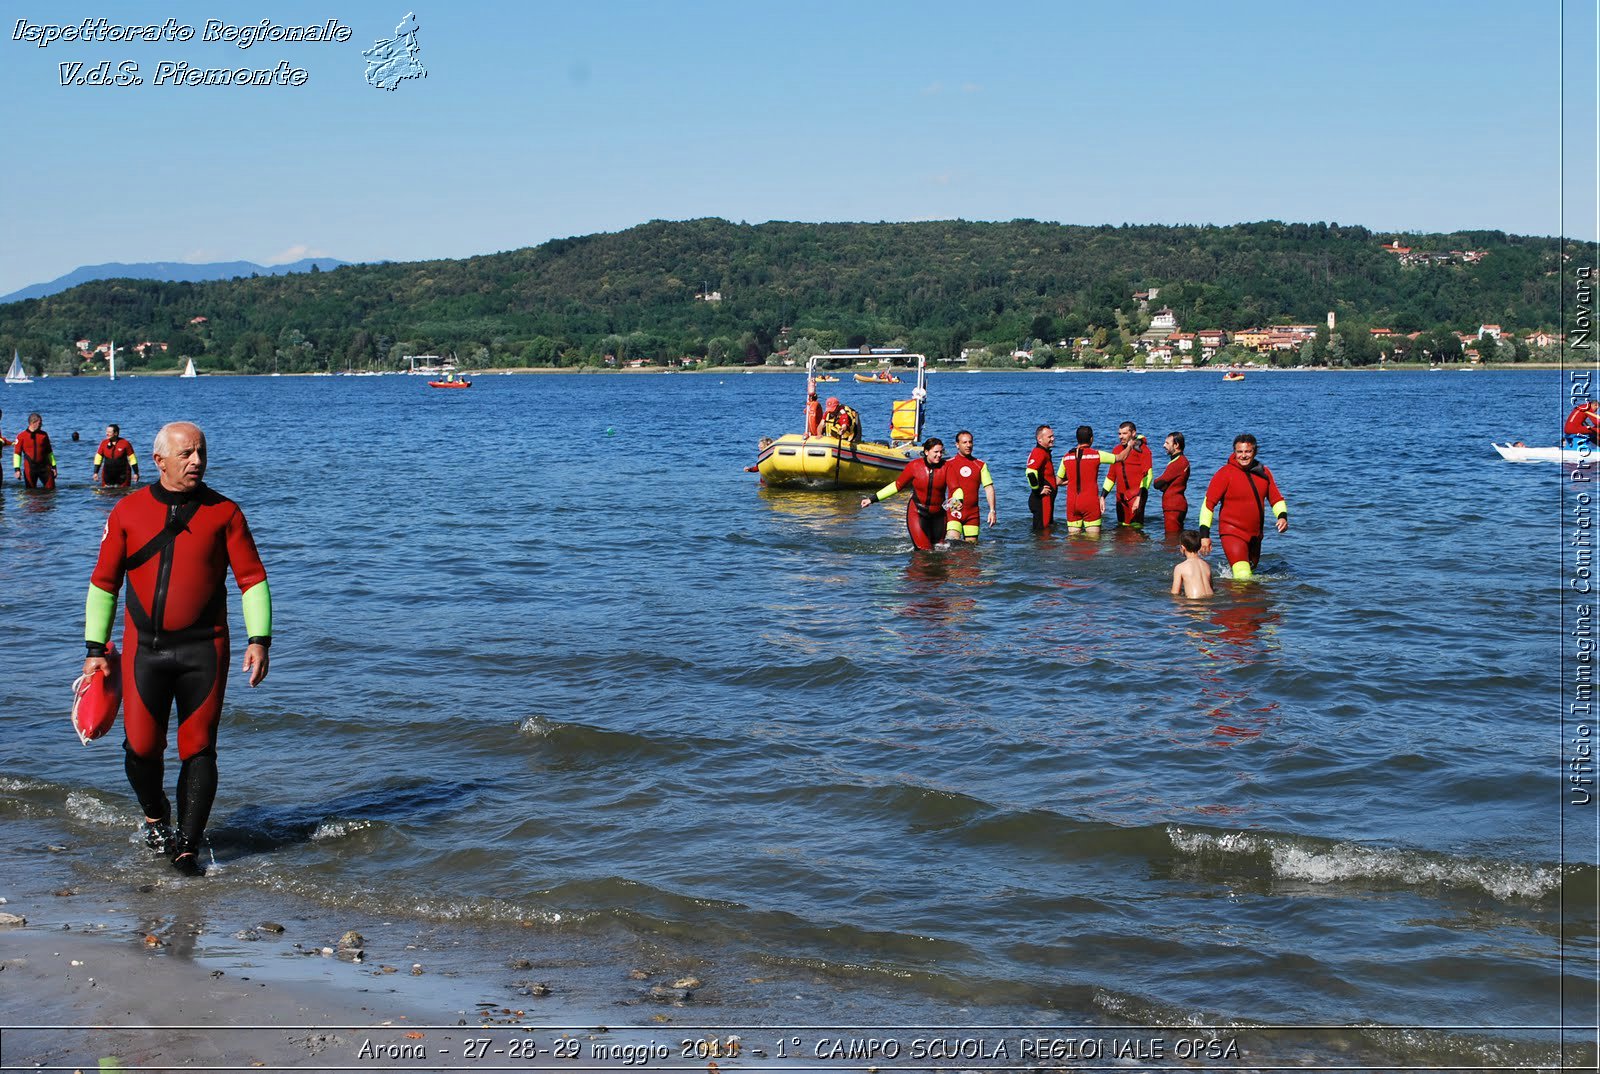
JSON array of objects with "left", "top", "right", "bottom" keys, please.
[
  {"left": 514, "top": 714, "right": 714, "bottom": 764},
  {"left": 310, "top": 819, "right": 374, "bottom": 841},
  {"left": 517, "top": 715, "right": 556, "bottom": 738},
  {"left": 1168, "top": 826, "right": 1564, "bottom": 901},
  {"left": 0, "top": 776, "right": 51, "bottom": 793},
  {"left": 65, "top": 790, "right": 128, "bottom": 827}
]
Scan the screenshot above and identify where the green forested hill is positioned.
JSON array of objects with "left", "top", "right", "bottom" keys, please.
[{"left": 0, "top": 218, "right": 1582, "bottom": 373}]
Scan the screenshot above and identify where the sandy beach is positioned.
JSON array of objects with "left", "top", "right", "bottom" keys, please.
[{"left": 0, "top": 858, "right": 785, "bottom": 1072}]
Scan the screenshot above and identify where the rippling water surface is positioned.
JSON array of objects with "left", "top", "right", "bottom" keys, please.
[{"left": 0, "top": 369, "right": 1591, "bottom": 1065}]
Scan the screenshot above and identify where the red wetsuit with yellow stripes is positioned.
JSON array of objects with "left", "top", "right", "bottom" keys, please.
[
  {"left": 1104, "top": 441, "right": 1153, "bottom": 526},
  {"left": 1057, "top": 446, "right": 1115, "bottom": 527},
  {"left": 945, "top": 454, "right": 992, "bottom": 539},
  {"left": 1197, "top": 458, "right": 1287, "bottom": 577}
]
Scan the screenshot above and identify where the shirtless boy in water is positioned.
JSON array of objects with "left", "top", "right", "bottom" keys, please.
[{"left": 1171, "top": 529, "right": 1215, "bottom": 599}]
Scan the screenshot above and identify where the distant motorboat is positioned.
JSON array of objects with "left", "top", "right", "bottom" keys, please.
[{"left": 6, "top": 350, "right": 33, "bottom": 384}]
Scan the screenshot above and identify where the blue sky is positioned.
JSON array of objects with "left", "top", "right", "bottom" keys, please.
[{"left": 1, "top": 0, "right": 1594, "bottom": 296}]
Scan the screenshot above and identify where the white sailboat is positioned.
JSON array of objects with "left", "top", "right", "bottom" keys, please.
[
  {"left": 108, "top": 341, "right": 116, "bottom": 382},
  {"left": 5, "top": 350, "right": 32, "bottom": 384},
  {"left": 180, "top": 357, "right": 197, "bottom": 378}
]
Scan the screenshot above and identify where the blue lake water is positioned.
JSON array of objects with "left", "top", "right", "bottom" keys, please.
[{"left": 0, "top": 368, "right": 1592, "bottom": 1066}]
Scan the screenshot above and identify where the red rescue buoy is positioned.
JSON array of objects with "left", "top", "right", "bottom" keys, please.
[{"left": 71, "top": 642, "right": 122, "bottom": 745}]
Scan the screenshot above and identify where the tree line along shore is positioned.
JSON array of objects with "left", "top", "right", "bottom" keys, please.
[{"left": 0, "top": 218, "right": 1587, "bottom": 377}]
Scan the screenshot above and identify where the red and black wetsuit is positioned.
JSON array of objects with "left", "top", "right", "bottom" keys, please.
[
  {"left": 87, "top": 482, "right": 269, "bottom": 848},
  {"left": 95, "top": 437, "right": 138, "bottom": 487},
  {"left": 1058, "top": 446, "right": 1113, "bottom": 526},
  {"left": 1025, "top": 445, "right": 1057, "bottom": 530},
  {"left": 14, "top": 427, "right": 55, "bottom": 488},
  {"left": 1198, "top": 458, "right": 1287, "bottom": 576},
  {"left": 1106, "top": 441, "right": 1153, "bottom": 526},
  {"left": 872, "top": 457, "right": 951, "bottom": 550},
  {"left": 1151, "top": 454, "right": 1191, "bottom": 533}
]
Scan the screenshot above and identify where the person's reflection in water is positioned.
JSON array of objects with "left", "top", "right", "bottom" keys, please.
[
  {"left": 1178, "top": 588, "right": 1282, "bottom": 746},
  {"left": 18, "top": 487, "right": 58, "bottom": 514},
  {"left": 893, "top": 548, "right": 982, "bottom": 650}
]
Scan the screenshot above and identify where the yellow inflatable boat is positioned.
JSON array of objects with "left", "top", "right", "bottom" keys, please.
[{"left": 754, "top": 355, "right": 928, "bottom": 490}]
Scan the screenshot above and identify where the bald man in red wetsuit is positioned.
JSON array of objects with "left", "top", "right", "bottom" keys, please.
[
  {"left": 1025, "top": 425, "right": 1058, "bottom": 530},
  {"left": 83, "top": 421, "right": 273, "bottom": 876}
]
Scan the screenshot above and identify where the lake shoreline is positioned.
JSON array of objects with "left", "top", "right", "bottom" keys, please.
[{"left": 53, "top": 361, "right": 1571, "bottom": 379}]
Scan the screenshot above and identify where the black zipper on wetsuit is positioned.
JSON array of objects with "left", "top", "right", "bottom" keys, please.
[{"left": 150, "top": 502, "right": 180, "bottom": 648}]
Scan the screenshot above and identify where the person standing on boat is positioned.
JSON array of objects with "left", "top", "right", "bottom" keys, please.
[
  {"left": 805, "top": 389, "right": 824, "bottom": 437},
  {"left": 861, "top": 437, "right": 953, "bottom": 550},
  {"left": 1103, "top": 421, "right": 1153, "bottom": 527},
  {"left": 1197, "top": 433, "right": 1288, "bottom": 580},
  {"left": 946, "top": 430, "right": 997, "bottom": 541},
  {"left": 1564, "top": 399, "right": 1599, "bottom": 444},
  {"left": 1025, "top": 425, "right": 1058, "bottom": 530},
  {"left": 1150, "top": 431, "right": 1191, "bottom": 534},
  {"left": 81, "top": 421, "right": 273, "bottom": 876},
  {"left": 92, "top": 424, "right": 140, "bottom": 488},
  {"left": 13, "top": 412, "right": 56, "bottom": 488}
]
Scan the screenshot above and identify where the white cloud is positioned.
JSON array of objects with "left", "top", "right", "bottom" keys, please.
[
  {"left": 921, "top": 82, "right": 942, "bottom": 95},
  {"left": 265, "top": 243, "right": 331, "bottom": 264},
  {"left": 962, "top": 82, "right": 982, "bottom": 93}
]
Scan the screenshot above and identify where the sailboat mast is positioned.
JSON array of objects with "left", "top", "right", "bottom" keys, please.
[{"left": 109, "top": 340, "right": 116, "bottom": 381}]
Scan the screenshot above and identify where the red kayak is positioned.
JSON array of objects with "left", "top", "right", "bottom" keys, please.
[
  {"left": 429, "top": 380, "right": 471, "bottom": 389},
  {"left": 71, "top": 642, "right": 122, "bottom": 745}
]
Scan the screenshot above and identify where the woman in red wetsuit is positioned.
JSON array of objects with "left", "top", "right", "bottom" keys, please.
[
  {"left": 861, "top": 437, "right": 952, "bottom": 550},
  {"left": 1150, "top": 431, "right": 1191, "bottom": 534}
]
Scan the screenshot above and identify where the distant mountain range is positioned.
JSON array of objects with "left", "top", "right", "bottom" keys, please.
[{"left": 0, "top": 258, "right": 350, "bottom": 303}]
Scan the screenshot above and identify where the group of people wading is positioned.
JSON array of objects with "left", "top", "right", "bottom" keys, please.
[
  {"left": 0, "top": 409, "right": 142, "bottom": 490},
  {"left": 862, "top": 420, "right": 1288, "bottom": 582}
]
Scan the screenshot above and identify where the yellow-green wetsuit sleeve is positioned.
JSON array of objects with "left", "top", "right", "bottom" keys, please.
[
  {"left": 85, "top": 585, "right": 116, "bottom": 647},
  {"left": 241, "top": 579, "right": 272, "bottom": 640}
]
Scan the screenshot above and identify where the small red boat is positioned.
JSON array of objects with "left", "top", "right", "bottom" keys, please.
[{"left": 428, "top": 379, "right": 471, "bottom": 389}]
